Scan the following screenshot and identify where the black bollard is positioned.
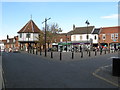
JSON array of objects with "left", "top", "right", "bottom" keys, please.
[
  {"left": 95, "top": 50, "right": 97, "bottom": 56},
  {"left": 30, "top": 48, "right": 32, "bottom": 53},
  {"left": 33, "top": 48, "right": 34, "bottom": 54},
  {"left": 100, "top": 50, "right": 102, "bottom": 55},
  {"left": 51, "top": 51, "right": 53, "bottom": 58},
  {"left": 40, "top": 49, "right": 42, "bottom": 55},
  {"left": 105, "top": 50, "right": 106, "bottom": 54},
  {"left": 81, "top": 51, "right": 83, "bottom": 58},
  {"left": 89, "top": 51, "right": 91, "bottom": 57},
  {"left": 60, "top": 51, "right": 62, "bottom": 60},
  {"left": 36, "top": 48, "right": 38, "bottom": 55},
  {"left": 72, "top": 51, "right": 74, "bottom": 59}
]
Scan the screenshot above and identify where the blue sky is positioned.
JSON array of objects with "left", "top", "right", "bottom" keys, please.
[{"left": 1, "top": 2, "right": 118, "bottom": 39}]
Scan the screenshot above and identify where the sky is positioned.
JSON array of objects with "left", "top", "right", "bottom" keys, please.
[{"left": 0, "top": 1, "right": 119, "bottom": 39}]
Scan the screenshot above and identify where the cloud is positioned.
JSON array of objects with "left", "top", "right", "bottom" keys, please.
[{"left": 101, "top": 14, "right": 118, "bottom": 19}]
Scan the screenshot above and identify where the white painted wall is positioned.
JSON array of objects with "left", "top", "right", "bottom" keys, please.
[
  {"left": 0, "top": 42, "right": 4, "bottom": 51},
  {"left": 71, "top": 34, "right": 98, "bottom": 44},
  {"left": 18, "top": 33, "right": 39, "bottom": 41}
]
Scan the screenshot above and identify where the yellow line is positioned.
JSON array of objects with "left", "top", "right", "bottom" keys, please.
[{"left": 93, "top": 68, "right": 119, "bottom": 87}]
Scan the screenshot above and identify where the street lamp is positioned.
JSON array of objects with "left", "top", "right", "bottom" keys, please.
[
  {"left": 39, "top": 34, "right": 42, "bottom": 55},
  {"left": 66, "top": 34, "right": 67, "bottom": 52},
  {"left": 28, "top": 28, "right": 30, "bottom": 53},
  {"left": 85, "top": 20, "right": 90, "bottom": 53},
  {"left": 42, "top": 18, "right": 51, "bottom": 57}
]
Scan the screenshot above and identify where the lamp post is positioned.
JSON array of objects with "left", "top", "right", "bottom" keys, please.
[
  {"left": 39, "top": 34, "right": 42, "bottom": 55},
  {"left": 42, "top": 18, "right": 51, "bottom": 57},
  {"left": 85, "top": 20, "right": 90, "bottom": 53},
  {"left": 28, "top": 28, "right": 30, "bottom": 53},
  {"left": 66, "top": 34, "right": 67, "bottom": 52}
]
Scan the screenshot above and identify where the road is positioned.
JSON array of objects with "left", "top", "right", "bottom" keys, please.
[{"left": 2, "top": 51, "right": 119, "bottom": 88}]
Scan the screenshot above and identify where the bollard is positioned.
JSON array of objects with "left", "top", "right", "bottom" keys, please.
[
  {"left": 51, "top": 51, "right": 53, "bottom": 58},
  {"left": 40, "top": 49, "right": 42, "bottom": 55},
  {"left": 108, "top": 49, "right": 110, "bottom": 53},
  {"left": 30, "top": 48, "right": 32, "bottom": 53},
  {"left": 60, "top": 51, "right": 62, "bottom": 60},
  {"left": 81, "top": 51, "right": 83, "bottom": 58},
  {"left": 72, "top": 51, "right": 74, "bottom": 59},
  {"left": 100, "top": 51, "right": 102, "bottom": 55},
  {"left": 89, "top": 51, "right": 91, "bottom": 57},
  {"left": 95, "top": 50, "right": 97, "bottom": 56},
  {"left": 105, "top": 50, "right": 106, "bottom": 54},
  {"left": 33, "top": 48, "right": 34, "bottom": 54},
  {"left": 36, "top": 49, "right": 38, "bottom": 55}
]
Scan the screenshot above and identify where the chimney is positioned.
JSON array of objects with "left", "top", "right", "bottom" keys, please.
[
  {"left": 73, "top": 24, "right": 75, "bottom": 30},
  {"left": 7, "top": 35, "right": 9, "bottom": 39}
]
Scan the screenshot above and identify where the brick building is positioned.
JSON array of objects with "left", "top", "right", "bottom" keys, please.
[{"left": 99, "top": 26, "right": 120, "bottom": 50}]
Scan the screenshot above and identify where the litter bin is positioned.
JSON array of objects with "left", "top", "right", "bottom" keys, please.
[{"left": 112, "top": 57, "right": 120, "bottom": 77}]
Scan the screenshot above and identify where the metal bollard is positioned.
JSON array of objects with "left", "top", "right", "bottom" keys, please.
[
  {"left": 36, "top": 49, "right": 38, "bottom": 55},
  {"left": 72, "top": 51, "right": 74, "bottom": 59},
  {"left": 95, "top": 50, "right": 97, "bottom": 56},
  {"left": 60, "top": 51, "right": 62, "bottom": 60},
  {"left": 105, "top": 50, "right": 106, "bottom": 54},
  {"left": 30, "top": 48, "right": 32, "bottom": 53},
  {"left": 89, "top": 51, "right": 91, "bottom": 57},
  {"left": 40, "top": 49, "right": 42, "bottom": 55},
  {"left": 51, "top": 51, "right": 53, "bottom": 58},
  {"left": 100, "top": 51, "right": 102, "bottom": 55},
  {"left": 81, "top": 51, "right": 83, "bottom": 58},
  {"left": 33, "top": 48, "right": 34, "bottom": 54}
]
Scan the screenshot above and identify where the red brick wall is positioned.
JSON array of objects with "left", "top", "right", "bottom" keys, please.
[{"left": 99, "top": 26, "right": 120, "bottom": 46}]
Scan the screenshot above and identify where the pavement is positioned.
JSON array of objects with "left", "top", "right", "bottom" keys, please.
[{"left": 93, "top": 64, "right": 120, "bottom": 87}]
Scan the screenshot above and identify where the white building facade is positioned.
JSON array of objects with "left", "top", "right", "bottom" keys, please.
[{"left": 68, "top": 25, "right": 100, "bottom": 51}]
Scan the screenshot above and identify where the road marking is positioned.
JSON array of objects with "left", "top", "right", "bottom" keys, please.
[{"left": 93, "top": 66, "right": 120, "bottom": 87}]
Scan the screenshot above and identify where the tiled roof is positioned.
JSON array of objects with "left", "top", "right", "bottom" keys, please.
[
  {"left": 18, "top": 20, "right": 41, "bottom": 33},
  {"left": 92, "top": 28, "right": 100, "bottom": 34},
  {"left": 67, "top": 26, "right": 95, "bottom": 35},
  {"left": 100, "top": 26, "right": 120, "bottom": 34}
]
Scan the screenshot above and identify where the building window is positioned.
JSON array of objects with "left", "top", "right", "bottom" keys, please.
[
  {"left": 80, "top": 36, "right": 82, "bottom": 40},
  {"left": 94, "top": 35, "right": 97, "bottom": 40},
  {"left": 102, "top": 34, "right": 106, "bottom": 40},
  {"left": 26, "top": 33, "right": 31, "bottom": 38},
  {"left": 60, "top": 38, "right": 63, "bottom": 42},
  {"left": 86, "top": 35, "right": 89, "bottom": 39},
  {"left": 115, "top": 33, "right": 118, "bottom": 39},
  {"left": 20, "top": 33, "right": 22, "bottom": 38},
  {"left": 111, "top": 34, "right": 114, "bottom": 40},
  {"left": 13, "top": 39, "right": 15, "bottom": 43},
  {"left": 7, "top": 39, "right": 9, "bottom": 43},
  {"left": 73, "top": 35, "right": 76, "bottom": 41}
]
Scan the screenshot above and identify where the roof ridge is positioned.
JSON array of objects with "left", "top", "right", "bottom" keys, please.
[
  {"left": 31, "top": 20, "right": 34, "bottom": 32},
  {"left": 22, "top": 20, "right": 31, "bottom": 32}
]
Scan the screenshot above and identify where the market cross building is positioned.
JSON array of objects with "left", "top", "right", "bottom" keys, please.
[{"left": 17, "top": 19, "right": 42, "bottom": 51}]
